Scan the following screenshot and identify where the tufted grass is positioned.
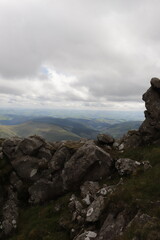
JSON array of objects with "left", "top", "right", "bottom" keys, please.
[{"left": 9, "top": 194, "right": 72, "bottom": 240}]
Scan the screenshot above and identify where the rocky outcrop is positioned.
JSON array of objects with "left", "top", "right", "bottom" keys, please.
[
  {"left": 120, "top": 77, "right": 160, "bottom": 148},
  {"left": 139, "top": 77, "right": 160, "bottom": 143}
]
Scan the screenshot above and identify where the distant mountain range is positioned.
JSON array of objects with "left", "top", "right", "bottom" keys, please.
[{"left": 0, "top": 115, "right": 142, "bottom": 141}]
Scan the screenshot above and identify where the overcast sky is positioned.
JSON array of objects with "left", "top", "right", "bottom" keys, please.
[{"left": 0, "top": 0, "right": 160, "bottom": 110}]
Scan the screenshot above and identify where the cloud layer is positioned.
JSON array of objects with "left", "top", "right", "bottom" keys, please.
[{"left": 0, "top": 0, "right": 160, "bottom": 110}]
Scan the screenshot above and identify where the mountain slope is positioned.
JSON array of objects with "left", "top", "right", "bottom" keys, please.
[{"left": 0, "top": 121, "right": 81, "bottom": 141}]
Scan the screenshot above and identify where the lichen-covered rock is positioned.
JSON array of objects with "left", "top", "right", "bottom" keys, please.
[
  {"left": 62, "top": 142, "right": 113, "bottom": 190},
  {"left": 74, "top": 231, "right": 97, "bottom": 240},
  {"left": 1, "top": 188, "right": 18, "bottom": 236},
  {"left": 115, "top": 158, "right": 141, "bottom": 176},
  {"left": 11, "top": 156, "right": 45, "bottom": 181},
  {"left": 86, "top": 196, "right": 105, "bottom": 222},
  {"left": 97, "top": 134, "right": 114, "bottom": 145},
  {"left": 96, "top": 211, "right": 127, "bottom": 240}
]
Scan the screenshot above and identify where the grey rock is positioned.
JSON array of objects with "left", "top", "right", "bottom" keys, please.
[
  {"left": 97, "top": 134, "right": 114, "bottom": 145},
  {"left": 11, "top": 156, "right": 41, "bottom": 181},
  {"left": 115, "top": 158, "right": 141, "bottom": 176},
  {"left": 49, "top": 146, "right": 71, "bottom": 172},
  {"left": 10, "top": 172, "right": 23, "bottom": 192},
  {"left": 62, "top": 142, "right": 113, "bottom": 190},
  {"left": 96, "top": 211, "right": 126, "bottom": 240},
  {"left": 2, "top": 188, "right": 18, "bottom": 236},
  {"left": 86, "top": 196, "right": 105, "bottom": 222},
  {"left": 2, "top": 137, "right": 23, "bottom": 160},
  {"left": 29, "top": 175, "right": 64, "bottom": 204},
  {"left": 37, "top": 146, "right": 52, "bottom": 161},
  {"left": 150, "top": 77, "right": 160, "bottom": 89},
  {"left": 19, "top": 135, "right": 45, "bottom": 155},
  {"left": 80, "top": 181, "right": 100, "bottom": 199},
  {"left": 74, "top": 231, "right": 97, "bottom": 240}
]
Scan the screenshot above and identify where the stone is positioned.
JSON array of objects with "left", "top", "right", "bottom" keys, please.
[
  {"left": 2, "top": 137, "right": 23, "bottom": 160},
  {"left": 80, "top": 181, "right": 100, "bottom": 199},
  {"left": 96, "top": 211, "right": 127, "bottom": 240},
  {"left": 37, "top": 146, "right": 52, "bottom": 161},
  {"left": 2, "top": 188, "right": 19, "bottom": 236},
  {"left": 49, "top": 146, "right": 71, "bottom": 172},
  {"left": 86, "top": 196, "right": 105, "bottom": 222},
  {"left": 28, "top": 175, "right": 64, "bottom": 204},
  {"left": 11, "top": 156, "right": 41, "bottom": 181},
  {"left": 62, "top": 142, "right": 113, "bottom": 190},
  {"left": 74, "top": 231, "right": 97, "bottom": 240},
  {"left": 97, "top": 134, "right": 114, "bottom": 145},
  {"left": 115, "top": 158, "right": 141, "bottom": 176},
  {"left": 150, "top": 77, "right": 160, "bottom": 89},
  {"left": 18, "top": 135, "right": 45, "bottom": 155}
]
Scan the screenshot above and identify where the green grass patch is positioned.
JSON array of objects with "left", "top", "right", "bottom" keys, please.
[{"left": 9, "top": 194, "right": 73, "bottom": 240}]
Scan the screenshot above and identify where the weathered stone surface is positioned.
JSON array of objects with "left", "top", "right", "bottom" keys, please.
[
  {"left": 96, "top": 211, "right": 127, "bottom": 240},
  {"left": 120, "top": 130, "right": 142, "bottom": 150},
  {"left": 62, "top": 142, "right": 113, "bottom": 190},
  {"left": 97, "top": 134, "right": 114, "bottom": 145},
  {"left": 18, "top": 135, "right": 45, "bottom": 155},
  {"left": 10, "top": 172, "right": 23, "bottom": 192},
  {"left": 80, "top": 181, "right": 100, "bottom": 199},
  {"left": 150, "top": 77, "right": 160, "bottom": 89},
  {"left": 49, "top": 146, "right": 71, "bottom": 172},
  {"left": 115, "top": 158, "right": 141, "bottom": 176},
  {"left": 125, "top": 212, "right": 160, "bottom": 240},
  {"left": 37, "top": 146, "right": 52, "bottom": 161},
  {"left": 139, "top": 78, "right": 160, "bottom": 143},
  {"left": 74, "top": 231, "right": 97, "bottom": 240},
  {"left": 11, "top": 156, "right": 43, "bottom": 181},
  {"left": 28, "top": 175, "right": 64, "bottom": 204},
  {"left": 1, "top": 188, "right": 18, "bottom": 236},
  {"left": 2, "top": 137, "right": 23, "bottom": 160},
  {"left": 86, "top": 196, "right": 105, "bottom": 222}
]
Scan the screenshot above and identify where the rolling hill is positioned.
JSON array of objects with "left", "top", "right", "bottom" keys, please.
[{"left": 0, "top": 117, "right": 142, "bottom": 141}]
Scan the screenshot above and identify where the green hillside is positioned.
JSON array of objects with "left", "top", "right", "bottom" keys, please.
[{"left": 0, "top": 122, "right": 80, "bottom": 141}]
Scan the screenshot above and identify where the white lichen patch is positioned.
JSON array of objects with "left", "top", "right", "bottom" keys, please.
[{"left": 30, "top": 169, "right": 38, "bottom": 178}]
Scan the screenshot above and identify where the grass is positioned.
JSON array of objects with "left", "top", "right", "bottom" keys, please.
[
  {"left": 9, "top": 194, "right": 72, "bottom": 240},
  {"left": 0, "top": 121, "right": 80, "bottom": 141}
]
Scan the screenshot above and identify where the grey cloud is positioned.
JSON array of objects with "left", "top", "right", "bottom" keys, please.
[{"left": 0, "top": 0, "right": 160, "bottom": 108}]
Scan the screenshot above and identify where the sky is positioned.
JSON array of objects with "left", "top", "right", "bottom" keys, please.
[{"left": 0, "top": 0, "right": 160, "bottom": 111}]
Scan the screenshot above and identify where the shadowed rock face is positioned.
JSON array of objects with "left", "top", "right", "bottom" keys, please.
[
  {"left": 120, "top": 78, "right": 160, "bottom": 148},
  {"left": 139, "top": 77, "right": 160, "bottom": 143}
]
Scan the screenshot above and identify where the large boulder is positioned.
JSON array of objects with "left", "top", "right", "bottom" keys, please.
[
  {"left": 11, "top": 156, "right": 48, "bottom": 182},
  {"left": 2, "top": 137, "right": 23, "bottom": 160},
  {"left": 96, "top": 211, "right": 127, "bottom": 240},
  {"left": 49, "top": 146, "right": 71, "bottom": 172},
  {"left": 61, "top": 141, "right": 113, "bottom": 190},
  {"left": 18, "top": 136, "right": 45, "bottom": 155},
  {"left": 97, "top": 134, "right": 114, "bottom": 145}
]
